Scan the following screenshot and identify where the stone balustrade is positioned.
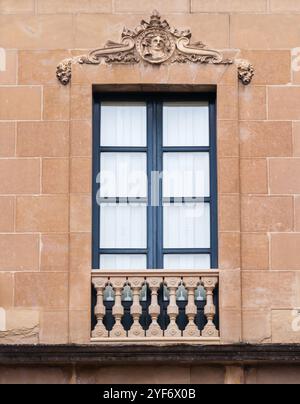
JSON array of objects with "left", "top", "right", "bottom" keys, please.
[{"left": 91, "top": 270, "right": 219, "bottom": 343}]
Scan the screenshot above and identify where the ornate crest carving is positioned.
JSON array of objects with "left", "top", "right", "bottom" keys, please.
[{"left": 57, "top": 11, "right": 254, "bottom": 85}]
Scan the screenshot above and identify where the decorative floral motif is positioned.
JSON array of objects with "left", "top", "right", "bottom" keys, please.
[{"left": 56, "top": 10, "right": 253, "bottom": 86}]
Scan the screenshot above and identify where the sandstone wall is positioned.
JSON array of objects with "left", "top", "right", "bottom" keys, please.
[
  {"left": 0, "top": 0, "right": 300, "bottom": 346},
  {"left": 1, "top": 364, "right": 300, "bottom": 384}
]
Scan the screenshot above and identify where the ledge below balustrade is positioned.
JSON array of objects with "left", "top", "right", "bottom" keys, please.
[
  {"left": 91, "top": 270, "right": 220, "bottom": 344},
  {"left": 1, "top": 345, "right": 300, "bottom": 366},
  {"left": 90, "top": 337, "right": 220, "bottom": 345}
]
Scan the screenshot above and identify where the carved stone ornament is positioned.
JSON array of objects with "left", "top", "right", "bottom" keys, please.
[
  {"left": 57, "top": 11, "right": 254, "bottom": 86},
  {"left": 236, "top": 59, "right": 255, "bottom": 85}
]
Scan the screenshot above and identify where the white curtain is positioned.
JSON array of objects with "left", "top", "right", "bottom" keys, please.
[
  {"left": 99, "top": 100, "right": 212, "bottom": 270},
  {"left": 100, "top": 255, "right": 147, "bottom": 270},
  {"left": 99, "top": 102, "right": 148, "bottom": 270},
  {"left": 100, "top": 152, "right": 147, "bottom": 198},
  {"left": 163, "top": 102, "right": 209, "bottom": 146},
  {"left": 163, "top": 152, "right": 210, "bottom": 198},
  {"left": 164, "top": 254, "right": 211, "bottom": 270},
  {"left": 164, "top": 203, "right": 211, "bottom": 249},
  {"left": 100, "top": 204, "right": 147, "bottom": 249},
  {"left": 101, "top": 102, "right": 147, "bottom": 146}
]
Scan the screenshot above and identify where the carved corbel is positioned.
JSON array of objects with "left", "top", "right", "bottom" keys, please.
[
  {"left": 56, "top": 55, "right": 86, "bottom": 86},
  {"left": 56, "top": 58, "right": 73, "bottom": 86},
  {"left": 236, "top": 59, "right": 255, "bottom": 85}
]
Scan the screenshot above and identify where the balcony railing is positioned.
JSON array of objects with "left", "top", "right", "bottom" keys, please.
[{"left": 91, "top": 270, "right": 219, "bottom": 343}]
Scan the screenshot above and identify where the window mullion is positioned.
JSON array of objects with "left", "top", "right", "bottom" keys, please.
[
  {"left": 156, "top": 100, "right": 163, "bottom": 269},
  {"left": 147, "top": 100, "right": 155, "bottom": 269},
  {"left": 92, "top": 99, "right": 101, "bottom": 270},
  {"left": 209, "top": 98, "right": 218, "bottom": 269}
]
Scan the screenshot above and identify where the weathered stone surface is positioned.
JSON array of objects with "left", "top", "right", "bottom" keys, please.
[{"left": 0, "top": 310, "right": 39, "bottom": 344}]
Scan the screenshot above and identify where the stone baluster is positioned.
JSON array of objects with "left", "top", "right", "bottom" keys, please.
[
  {"left": 164, "top": 277, "right": 181, "bottom": 338},
  {"left": 147, "top": 277, "right": 163, "bottom": 338},
  {"left": 92, "top": 278, "right": 108, "bottom": 338},
  {"left": 183, "top": 277, "right": 199, "bottom": 338},
  {"left": 128, "top": 277, "right": 145, "bottom": 338},
  {"left": 111, "top": 277, "right": 127, "bottom": 338},
  {"left": 201, "top": 276, "right": 219, "bottom": 338}
]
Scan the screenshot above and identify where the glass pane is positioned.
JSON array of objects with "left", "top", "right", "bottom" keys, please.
[
  {"left": 164, "top": 203, "right": 210, "bottom": 249},
  {"left": 163, "top": 285, "right": 170, "bottom": 302},
  {"left": 195, "top": 285, "right": 207, "bottom": 301},
  {"left": 100, "top": 204, "right": 147, "bottom": 248},
  {"left": 163, "top": 102, "right": 209, "bottom": 146},
  {"left": 140, "top": 284, "right": 148, "bottom": 302},
  {"left": 104, "top": 285, "right": 115, "bottom": 301},
  {"left": 100, "top": 255, "right": 147, "bottom": 270},
  {"left": 164, "top": 254, "right": 211, "bottom": 270},
  {"left": 100, "top": 153, "right": 147, "bottom": 198},
  {"left": 176, "top": 283, "right": 188, "bottom": 301},
  {"left": 122, "top": 285, "right": 133, "bottom": 301},
  {"left": 163, "top": 152, "right": 210, "bottom": 198},
  {"left": 101, "top": 102, "right": 147, "bottom": 147}
]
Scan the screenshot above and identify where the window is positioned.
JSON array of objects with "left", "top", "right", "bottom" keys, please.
[{"left": 93, "top": 94, "right": 218, "bottom": 270}]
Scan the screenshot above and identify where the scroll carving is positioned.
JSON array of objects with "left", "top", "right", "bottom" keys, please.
[{"left": 57, "top": 11, "right": 254, "bottom": 86}]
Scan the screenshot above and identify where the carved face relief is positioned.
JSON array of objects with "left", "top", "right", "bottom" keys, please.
[
  {"left": 56, "top": 59, "right": 72, "bottom": 86},
  {"left": 137, "top": 29, "right": 176, "bottom": 64},
  {"left": 236, "top": 59, "right": 255, "bottom": 85},
  {"left": 151, "top": 36, "right": 165, "bottom": 54}
]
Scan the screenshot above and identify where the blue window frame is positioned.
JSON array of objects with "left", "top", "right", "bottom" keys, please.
[{"left": 92, "top": 93, "right": 218, "bottom": 270}]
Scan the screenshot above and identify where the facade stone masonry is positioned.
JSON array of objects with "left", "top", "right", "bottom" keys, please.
[{"left": 0, "top": 0, "right": 300, "bottom": 384}]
